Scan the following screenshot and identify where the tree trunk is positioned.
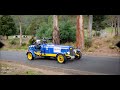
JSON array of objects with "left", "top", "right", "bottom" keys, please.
[
  {"left": 76, "top": 15, "right": 84, "bottom": 49},
  {"left": 88, "top": 15, "right": 93, "bottom": 41},
  {"left": 20, "top": 21, "right": 22, "bottom": 46},
  {"left": 18, "top": 16, "right": 22, "bottom": 46},
  {"left": 117, "top": 15, "right": 119, "bottom": 36},
  {"left": 52, "top": 15, "right": 60, "bottom": 45},
  {"left": 6, "top": 36, "right": 8, "bottom": 39},
  {"left": 111, "top": 20, "right": 114, "bottom": 35},
  {"left": 76, "top": 15, "right": 82, "bottom": 49},
  {"left": 114, "top": 18, "right": 117, "bottom": 36},
  {"left": 80, "top": 15, "right": 84, "bottom": 49}
]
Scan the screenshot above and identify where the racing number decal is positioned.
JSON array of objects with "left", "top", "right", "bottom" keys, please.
[{"left": 54, "top": 47, "right": 61, "bottom": 53}]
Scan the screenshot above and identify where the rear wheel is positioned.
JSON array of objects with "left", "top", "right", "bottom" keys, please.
[
  {"left": 27, "top": 52, "right": 34, "bottom": 60},
  {"left": 56, "top": 54, "right": 66, "bottom": 64}
]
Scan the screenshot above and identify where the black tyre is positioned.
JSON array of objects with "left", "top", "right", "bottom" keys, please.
[{"left": 75, "top": 51, "right": 82, "bottom": 60}]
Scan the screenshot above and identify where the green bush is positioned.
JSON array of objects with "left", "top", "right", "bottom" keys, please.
[
  {"left": 22, "top": 43, "right": 27, "bottom": 46},
  {"left": 59, "top": 20, "right": 76, "bottom": 43},
  {"left": 36, "top": 22, "right": 52, "bottom": 39},
  {"left": 96, "top": 32, "right": 101, "bottom": 36},
  {"left": 85, "top": 38, "right": 92, "bottom": 48},
  {"left": 9, "top": 39, "right": 17, "bottom": 45},
  {"left": 93, "top": 31, "right": 101, "bottom": 37}
]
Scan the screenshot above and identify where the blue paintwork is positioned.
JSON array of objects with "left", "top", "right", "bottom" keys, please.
[
  {"left": 40, "top": 44, "right": 72, "bottom": 54},
  {"left": 27, "top": 43, "right": 74, "bottom": 58},
  {"left": 28, "top": 45, "right": 36, "bottom": 57}
]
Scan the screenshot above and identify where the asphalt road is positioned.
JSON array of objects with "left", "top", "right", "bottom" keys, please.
[{"left": 0, "top": 51, "right": 120, "bottom": 75}]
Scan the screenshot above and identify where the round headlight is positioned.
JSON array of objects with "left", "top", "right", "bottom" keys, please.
[
  {"left": 66, "top": 52, "right": 70, "bottom": 54},
  {"left": 73, "top": 49, "right": 76, "bottom": 53}
]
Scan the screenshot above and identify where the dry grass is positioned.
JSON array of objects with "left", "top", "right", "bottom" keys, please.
[
  {"left": 0, "top": 62, "right": 43, "bottom": 75},
  {"left": 60, "top": 35, "right": 120, "bottom": 56},
  {"left": 84, "top": 35, "right": 120, "bottom": 56},
  {"left": 64, "top": 42, "right": 76, "bottom": 48},
  {"left": 0, "top": 38, "right": 29, "bottom": 51}
]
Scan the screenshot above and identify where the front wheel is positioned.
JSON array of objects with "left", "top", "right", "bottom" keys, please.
[
  {"left": 27, "top": 52, "right": 34, "bottom": 60},
  {"left": 75, "top": 51, "right": 82, "bottom": 60},
  {"left": 56, "top": 54, "right": 66, "bottom": 64}
]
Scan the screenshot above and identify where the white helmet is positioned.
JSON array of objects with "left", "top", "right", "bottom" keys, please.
[{"left": 36, "top": 40, "right": 41, "bottom": 44}]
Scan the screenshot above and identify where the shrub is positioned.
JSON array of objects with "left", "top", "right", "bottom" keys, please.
[
  {"left": 87, "top": 47, "right": 95, "bottom": 52},
  {"left": 85, "top": 38, "right": 92, "bottom": 48},
  {"left": 22, "top": 43, "right": 27, "bottom": 46},
  {"left": 93, "top": 31, "right": 101, "bottom": 37},
  {"left": 96, "top": 32, "right": 101, "bottom": 36},
  {"left": 60, "top": 20, "right": 76, "bottom": 43},
  {"left": 109, "top": 43, "right": 116, "bottom": 49},
  {"left": 28, "top": 36, "right": 36, "bottom": 45},
  {"left": 94, "top": 45, "right": 99, "bottom": 49},
  {"left": 109, "top": 45, "right": 116, "bottom": 49},
  {"left": 9, "top": 39, "right": 17, "bottom": 45}
]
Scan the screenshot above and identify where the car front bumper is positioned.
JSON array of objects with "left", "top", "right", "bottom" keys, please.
[{"left": 66, "top": 54, "right": 75, "bottom": 59}]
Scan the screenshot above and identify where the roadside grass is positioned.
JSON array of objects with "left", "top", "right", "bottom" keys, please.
[
  {"left": 0, "top": 37, "right": 29, "bottom": 51},
  {"left": 0, "top": 63, "right": 43, "bottom": 75},
  {"left": 25, "top": 70, "right": 42, "bottom": 75},
  {"left": 0, "top": 45, "right": 28, "bottom": 51},
  {"left": 105, "top": 27, "right": 113, "bottom": 33}
]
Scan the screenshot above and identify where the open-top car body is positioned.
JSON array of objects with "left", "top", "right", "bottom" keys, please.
[{"left": 26, "top": 39, "right": 82, "bottom": 64}]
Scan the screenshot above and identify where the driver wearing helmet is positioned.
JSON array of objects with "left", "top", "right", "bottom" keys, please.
[{"left": 34, "top": 39, "right": 41, "bottom": 49}]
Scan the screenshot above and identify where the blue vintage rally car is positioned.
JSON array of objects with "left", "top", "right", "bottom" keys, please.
[{"left": 26, "top": 39, "right": 82, "bottom": 64}]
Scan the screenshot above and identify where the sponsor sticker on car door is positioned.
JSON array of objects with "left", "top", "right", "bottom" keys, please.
[{"left": 54, "top": 47, "right": 61, "bottom": 53}]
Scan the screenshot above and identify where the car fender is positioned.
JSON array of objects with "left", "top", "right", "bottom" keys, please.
[
  {"left": 26, "top": 50, "right": 36, "bottom": 58},
  {"left": 74, "top": 49, "right": 81, "bottom": 53}
]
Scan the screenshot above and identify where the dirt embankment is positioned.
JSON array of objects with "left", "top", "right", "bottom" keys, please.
[{"left": 83, "top": 36, "right": 120, "bottom": 57}]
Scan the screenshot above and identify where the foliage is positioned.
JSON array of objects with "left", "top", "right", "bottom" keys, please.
[
  {"left": 22, "top": 43, "right": 27, "bottom": 46},
  {"left": 84, "top": 37, "right": 92, "bottom": 48},
  {"left": 36, "top": 16, "right": 53, "bottom": 39},
  {"left": 93, "top": 15, "right": 107, "bottom": 31},
  {"left": 36, "top": 23, "right": 52, "bottom": 39},
  {"left": 0, "top": 15, "right": 17, "bottom": 37},
  {"left": 25, "top": 18, "right": 38, "bottom": 35},
  {"left": 9, "top": 39, "right": 17, "bottom": 45},
  {"left": 93, "top": 31, "right": 101, "bottom": 37},
  {"left": 28, "top": 36, "right": 36, "bottom": 45},
  {"left": 59, "top": 20, "right": 76, "bottom": 43}
]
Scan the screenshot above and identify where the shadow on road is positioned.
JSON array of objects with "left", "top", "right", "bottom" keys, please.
[{"left": 31, "top": 56, "right": 84, "bottom": 64}]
